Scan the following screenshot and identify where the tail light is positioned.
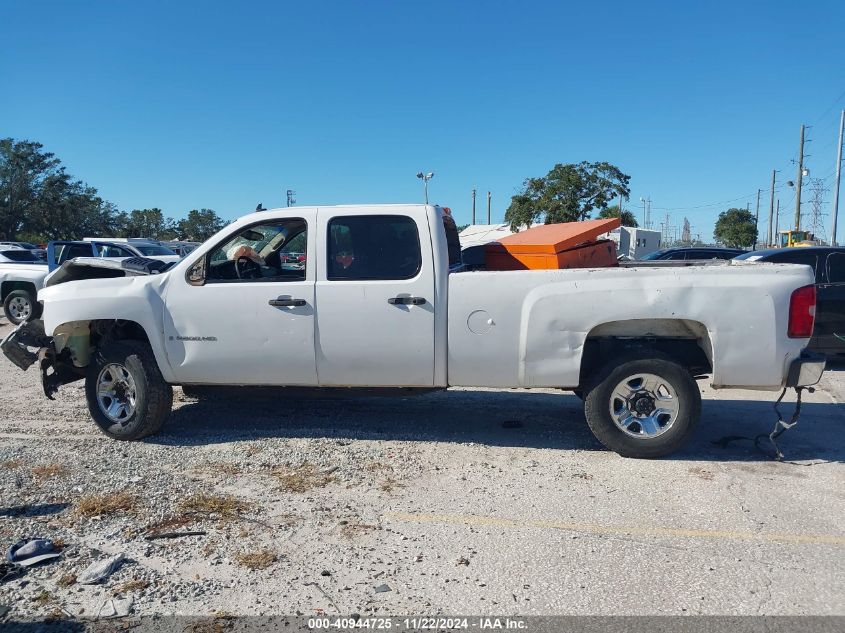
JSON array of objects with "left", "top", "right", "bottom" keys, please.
[{"left": 788, "top": 284, "right": 816, "bottom": 338}]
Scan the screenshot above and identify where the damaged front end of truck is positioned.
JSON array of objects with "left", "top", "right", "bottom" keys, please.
[
  {"left": 1, "top": 318, "right": 85, "bottom": 398},
  {"left": 1, "top": 256, "right": 173, "bottom": 398}
]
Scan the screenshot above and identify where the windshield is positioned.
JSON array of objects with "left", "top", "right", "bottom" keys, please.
[
  {"left": 1, "top": 249, "right": 39, "bottom": 262},
  {"left": 135, "top": 245, "right": 177, "bottom": 256},
  {"left": 639, "top": 249, "right": 668, "bottom": 260}
]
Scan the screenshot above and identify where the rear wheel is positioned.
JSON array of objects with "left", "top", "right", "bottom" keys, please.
[
  {"left": 3, "top": 290, "right": 41, "bottom": 325},
  {"left": 583, "top": 354, "right": 701, "bottom": 458},
  {"left": 85, "top": 340, "right": 172, "bottom": 440}
]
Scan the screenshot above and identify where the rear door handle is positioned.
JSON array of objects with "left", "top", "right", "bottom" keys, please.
[
  {"left": 269, "top": 296, "right": 307, "bottom": 307},
  {"left": 388, "top": 296, "right": 426, "bottom": 305}
]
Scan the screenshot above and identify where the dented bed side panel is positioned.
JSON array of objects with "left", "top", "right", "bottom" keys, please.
[{"left": 446, "top": 263, "right": 813, "bottom": 389}]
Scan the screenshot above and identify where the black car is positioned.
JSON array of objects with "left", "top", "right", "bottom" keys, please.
[
  {"left": 640, "top": 247, "right": 746, "bottom": 261},
  {"left": 735, "top": 247, "right": 845, "bottom": 358}
]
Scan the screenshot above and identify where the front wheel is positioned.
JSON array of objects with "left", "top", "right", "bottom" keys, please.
[
  {"left": 583, "top": 355, "right": 701, "bottom": 458},
  {"left": 85, "top": 340, "right": 173, "bottom": 441}
]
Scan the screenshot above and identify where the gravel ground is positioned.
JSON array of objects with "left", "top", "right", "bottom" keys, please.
[{"left": 0, "top": 318, "right": 843, "bottom": 621}]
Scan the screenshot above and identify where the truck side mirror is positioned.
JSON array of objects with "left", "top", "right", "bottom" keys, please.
[{"left": 187, "top": 257, "right": 206, "bottom": 286}]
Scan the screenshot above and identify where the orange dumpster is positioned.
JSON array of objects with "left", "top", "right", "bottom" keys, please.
[{"left": 485, "top": 218, "right": 620, "bottom": 271}]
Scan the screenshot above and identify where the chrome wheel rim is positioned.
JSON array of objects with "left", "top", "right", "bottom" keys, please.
[
  {"left": 609, "top": 373, "right": 679, "bottom": 439},
  {"left": 96, "top": 363, "right": 137, "bottom": 424},
  {"left": 8, "top": 296, "right": 31, "bottom": 321}
]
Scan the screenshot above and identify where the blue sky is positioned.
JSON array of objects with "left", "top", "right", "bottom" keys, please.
[{"left": 2, "top": 0, "right": 844, "bottom": 241}]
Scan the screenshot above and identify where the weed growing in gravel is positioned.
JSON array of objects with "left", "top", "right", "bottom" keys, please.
[
  {"left": 195, "top": 462, "right": 242, "bottom": 476},
  {"left": 365, "top": 461, "right": 393, "bottom": 473},
  {"left": 114, "top": 578, "right": 150, "bottom": 594},
  {"left": 75, "top": 491, "right": 137, "bottom": 517},
  {"left": 234, "top": 548, "right": 278, "bottom": 570},
  {"left": 178, "top": 493, "right": 251, "bottom": 518},
  {"left": 274, "top": 462, "right": 335, "bottom": 493},
  {"left": 378, "top": 477, "right": 403, "bottom": 493},
  {"left": 31, "top": 463, "right": 69, "bottom": 481},
  {"left": 31, "top": 591, "right": 55, "bottom": 606},
  {"left": 339, "top": 522, "right": 380, "bottom": 539},
  {"left": 56, "top": 574, "right": 76, "bottom": 587}
]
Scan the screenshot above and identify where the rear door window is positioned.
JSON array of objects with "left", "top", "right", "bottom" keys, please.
[
  {"left": 327, "top": 215, "right": 421, "bottom": 280},
  {"left": 827, "top": 253, "right": 845, "bottom": 283},
  {"left": 766, "top": 251, "right": 821, "bottom": 282}
]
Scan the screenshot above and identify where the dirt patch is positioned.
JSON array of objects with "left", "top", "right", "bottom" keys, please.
[
  {"left": 178, "top": 493, "right": 252, "bottom": 519},
  {"left": 234, "top": 549, "right": 278, "bottom": 570},
  {"left": 689, "top": 467, "right": 715, "bottom": 481},
  {"left": 31, "top": 463, "right": 70, "bottom": 481},
  {"left": 274, "top": 462, "right": 336, "bottom": 493}
]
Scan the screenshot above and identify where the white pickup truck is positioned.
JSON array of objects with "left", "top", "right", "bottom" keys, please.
[{"left": 1, "top": 204, "right": 826, "bottom": 458}]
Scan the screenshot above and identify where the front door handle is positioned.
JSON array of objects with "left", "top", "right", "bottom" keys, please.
[
  {"left": 269, "top": 296, "right": 307, "bottom": 307},
  {"left": 388, "top": 296, "right": 427, "bottom": 305}
]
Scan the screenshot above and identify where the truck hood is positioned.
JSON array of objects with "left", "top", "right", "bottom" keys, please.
[{"left": 44, "top": 256, "right": 176, "bottom": 287}]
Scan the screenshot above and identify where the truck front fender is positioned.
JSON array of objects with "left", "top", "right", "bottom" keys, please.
[{"left": 38, "top": 275, "right": 175, "bottom": 382}]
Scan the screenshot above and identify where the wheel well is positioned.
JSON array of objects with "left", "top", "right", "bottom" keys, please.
[
  {"left": 579, "top": 320, "right": 713, "bottom": 387},
  {"left": 89, "top": 319, "right": 151, "bottom": 348},
  {"left": 1, "top": 281, "right": 37, "bottom": 301}
]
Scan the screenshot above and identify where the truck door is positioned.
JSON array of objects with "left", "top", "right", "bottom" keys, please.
[
  {"left": 315, "top": 209, "right": 435, "bottom": 386},
  {"left": 163, "top": 212, "right": 318, "bottom": 385}
]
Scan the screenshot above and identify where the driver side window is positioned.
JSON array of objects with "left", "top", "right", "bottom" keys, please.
[{"left": 205, "top": 219, "right": 307, "bottom": 283}]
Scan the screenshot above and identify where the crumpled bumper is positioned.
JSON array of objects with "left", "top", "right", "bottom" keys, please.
[
  {"left": 1, "top": 319, "right": 83, "bottom": 398},
  {"left": 1, "top": 319, "right": 50, "bottom": 371},
  {"left": 785, "top": 350, "right": 826, "bottom": 388}
]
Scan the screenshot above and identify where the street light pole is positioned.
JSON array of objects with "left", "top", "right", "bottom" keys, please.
[{"left": 416, "top": 172, "right": 434, "bottom": 204}]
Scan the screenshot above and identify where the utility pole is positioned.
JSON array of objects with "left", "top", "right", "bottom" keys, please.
[
  {"left": 471, "top": 188, "right": 477, "bottom": 225},
  {"left": 767, "top": 170, "right": 776, "bottom": 247},
  {"left": 486, "top": 191, "right": 492, "bottom": 224},
  {"left": 832, "top": 109, "right": 844, "bottom": 246},
  {"left": 775, "top": 199, "right": 780, "bottom": 243},
  {"left": 794, "top": 124, "right": 806, "bottom": 231}
]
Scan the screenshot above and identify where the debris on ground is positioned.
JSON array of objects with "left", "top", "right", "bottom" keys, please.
[
  {"left": 78, "top": 553, "right": 125, "bottom": 585},
  {"left": 96, "top": 596, "right": 134, "bottom": 619},
  {"left": 6, "top": 538, "right": 62, "bottom": 567}
]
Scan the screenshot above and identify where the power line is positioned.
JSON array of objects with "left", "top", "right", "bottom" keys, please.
[{"left": 813, "top": 86, "right": 845, "bottom": 126}]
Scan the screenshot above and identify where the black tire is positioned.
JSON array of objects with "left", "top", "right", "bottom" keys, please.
[
  {"left": 3, "top": 289, "right": 41, "bottom": 325},
  {"left": 583, "top": 353, "right": 701, "bottom": 458},
  {"left": 85, "top": 340, "right": 173, "bottom": 441}
]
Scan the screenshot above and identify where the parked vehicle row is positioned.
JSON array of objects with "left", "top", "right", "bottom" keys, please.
[
  {"left": 736, "top": 247, "right": 845, "bottom": 358},
  {"left": 1, "top": 204, "right": 825, "bottom": 459},
  {"left": 0, "top": 238, "right": 183, "bottom": 324}
]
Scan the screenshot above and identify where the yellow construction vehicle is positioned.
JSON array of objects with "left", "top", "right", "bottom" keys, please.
[{"left": 777, "top": 229, "right": 821, "bottom": 248}]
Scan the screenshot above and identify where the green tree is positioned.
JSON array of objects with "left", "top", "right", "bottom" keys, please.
[
  {"left": 176, "top": 208, "right": 226, "bottom": 241},
  {"left": 714, "top": 208, "right": 757, "bottom": 248},
  {"left": 1, "top": 138, "right": 121, "bottom": 241},
  {"left": 1, "top": 138, "right": 61, "bottom": 239},
  {"left": 504, "top": 161, "right": 631, "bottom": 231},
  {"left": 115, "top": 208, "right": 180, "bottom": 240},
  {"left": 598, "top": 204, "right": 638, "bottom": 227}
]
